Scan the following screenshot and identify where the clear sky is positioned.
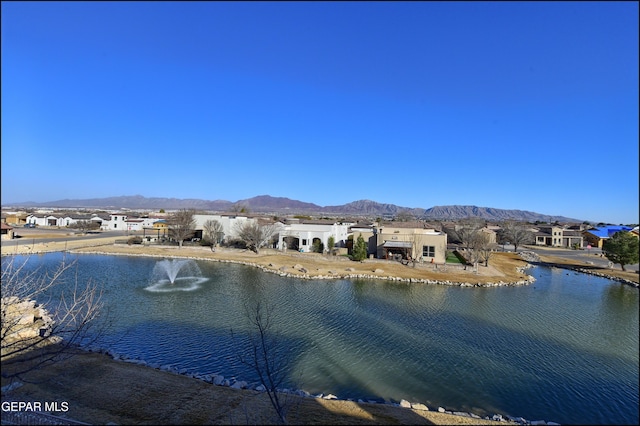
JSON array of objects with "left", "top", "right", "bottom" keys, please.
[{"left": 2, "top": 1, "right": 638, "bottom": 224}]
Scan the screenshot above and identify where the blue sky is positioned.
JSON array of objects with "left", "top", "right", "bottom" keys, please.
[{"left": 2, "top": 1, "right": 638, "bottom": 224}]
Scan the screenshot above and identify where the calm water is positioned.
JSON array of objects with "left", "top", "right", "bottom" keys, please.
[{"left": 4, "top": 253, "right": 638, "bottom": 425}]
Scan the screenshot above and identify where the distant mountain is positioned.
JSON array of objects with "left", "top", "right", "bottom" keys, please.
[
  {"left": 422, "top": 205, "right": 579, "bottom": 222},
  {"left": 236, "top": 195, "right": 322, "bottom": 212},
  {"left": 3, "top": 195, "right": 582, "bottom": 222},
  {"left": 9, "top": 195, "right": 232, "bottom": 211},
  {"left": 324, "top": 199, "right": 401, "bottom": 215}
]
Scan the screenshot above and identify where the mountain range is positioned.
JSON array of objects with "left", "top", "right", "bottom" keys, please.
[{"left": 4, "top": 195, "right": 583, "bottom": 223}]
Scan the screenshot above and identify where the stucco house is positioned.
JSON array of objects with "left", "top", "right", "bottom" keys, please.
[
  {"left": 278, "top": 219, "right": 350, "bottom": 252},
  {"left": 374, "top": 224, "right": 448, "bottom": 263},
  {"left": 534, "top": 226, "right": 584, "bottom": 248},
  {"left": 2, "top": 212, "right": 27, "bottom": 226},
  {"left": 1, "top": 222, "right": 14, "bottom": 240},
  {"left": 193, "top": 213, "right": 258, "bottom": 242},
  {"left": 26, "top": 214, "right": 60, "bottom": 227},
  {"left": 101, "top": 214, "right": 129, "bottom": 231},
  {"left": 349, "top": 222, "right": 378, "bottom": 256}
]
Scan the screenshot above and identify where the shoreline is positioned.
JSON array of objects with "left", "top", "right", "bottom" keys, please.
[
  {"left": 70, "top": 247, "right": 537, "bottom": 287},
  {"left": 4, "top": 235, "right": 636, "bottom": 286},
  {"left": 1, "top": 347, "right": 519, "bottom": 425},
  {"left": 3, "top": 241, "right": 634, "bottom": 424},
  {"left": 86, "top": 344, "right": 553, "bottom": 426}
]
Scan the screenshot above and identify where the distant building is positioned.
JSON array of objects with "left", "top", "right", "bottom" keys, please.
[
  {"left": 1, "top": 222, "right": 14, "bottom": 240},
  {"left": 374, "top": 224, "right": 448, "bottom": 263},
  {"left": 583, "top": 226, "right": 634, "bottom": 249},
  {"left": 278, "top": 220, "right": 350, "bottom": 252},
  {"left": 534, "top": 225, "right": 583, "bottom": 248}
]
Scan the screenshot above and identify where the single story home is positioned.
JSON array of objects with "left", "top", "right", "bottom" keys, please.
[
  {"left": 1, "top": 222, "right": 14, "bottom": 240},
  {"left": 583, "top": 225, "right": 634, "bottom": 249},
  {"left": 278, "top": 219, "right": 350, "bottom": 252}
]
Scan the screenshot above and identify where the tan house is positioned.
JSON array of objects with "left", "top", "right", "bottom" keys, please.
[
  {"left": 374, "top": 223, "right": 448, "bottom": 264},
  {"left": 534, "top": 226, "right": 583, "bottom": 248},
  {"left": 1, "top": 222, "right": 15, "bottom": 240},
  {"left": 3, "top": 212, "right": 27, "bottom": 226}
]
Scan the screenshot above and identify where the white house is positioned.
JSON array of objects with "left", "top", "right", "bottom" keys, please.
[
  {"left": 101, "top": 214, "right": 129, "bottom": 231},
  {"left": 193, "top": 213, "right": 257, "bottom": 241},
  {"left": 26, "top": 214, "right": 59, "bottom": 227},
  {"left": 277, "top": 220, "right": 350, "bottom": 252},
  {"left": 99, "top": 214, "right": 163, "bottom": 232}
]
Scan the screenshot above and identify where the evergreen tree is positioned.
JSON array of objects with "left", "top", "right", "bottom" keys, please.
[
  {"left": 603, "top": 231, "right": 639, "bottom": 271},
  {"left": 327, "top": 235, "right": 335, "bottom": 255},
  {"left": 352, "top": 235, "right": 368, "bottom": 261}
]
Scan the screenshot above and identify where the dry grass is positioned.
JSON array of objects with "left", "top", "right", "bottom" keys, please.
[
  {"left": 68, "top": 243, "right": 532, "bottom": 285},
  {"left": 1, "top": 349, "right": 508, "bottom": 425}
]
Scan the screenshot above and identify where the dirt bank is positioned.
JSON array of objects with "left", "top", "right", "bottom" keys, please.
[{"left": 1, "top": 349, "right": 510, "bottom": 425}]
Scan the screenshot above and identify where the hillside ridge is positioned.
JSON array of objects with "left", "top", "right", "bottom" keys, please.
[{"left": 4, "top": 195, "right": 583, "bottom": 222}]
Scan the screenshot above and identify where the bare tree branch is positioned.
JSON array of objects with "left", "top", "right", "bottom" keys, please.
[
  {"left": 2, "top": 255, "right": 107, "bottom": 381},
  {"left": 232, "top": 300, "right": 293, "bottom": 424},
  {"left": 499, "top": 221, "right": 534, "bottom": 253},
  {"left": 203, "top": 219, "right": 224, "bottom": 251},
  {"left": 167, "top": 209, "right": 196, "bottom": 248},
  {"left": 234, "top": 221, "right": 278, "bottom": 254}
]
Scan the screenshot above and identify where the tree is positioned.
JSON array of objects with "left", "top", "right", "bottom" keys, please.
[
  {"left": 476, "top": 232, "right": 498, "bottom": 267},
  {"left": 167, "top": 209, "right": 196, "bottom": 248},
  {"left": 451, "top": 218, "right": 485, "bottom": 250},
  {"left": 2, "top": 255, "right": 105, "bottom": 380},
  {"left": 203, "top": 219, "right": 224, "bottom": 250},
  {"left": 498, "top": 221, "right": 534, "bottom": 253},
  {"left": 233, "top": 300, "right": 293, "bottom": 424},
  {"left": 448, "top": 219, "right": 484, "bottom": 268},
  {"left": 352, "top": 235, "right": 367, "bottom": 261},
  {"left": 72, "top": 220, "right": 99, "bottom": 234},
  {"left": 311, "top": 240, "right": 324, "bottom": 254},
  {"left": 327, "top": 236, "right": 335, "bottom": 256},
  {"left": 235, "top": 221, "right": 278, "bottom": 254},
  {"left": 603, "top": 231, "right": 639, "bottom": 271}
]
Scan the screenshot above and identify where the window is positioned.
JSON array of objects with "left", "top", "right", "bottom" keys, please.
[
  {"left": 302, "top": 239, "right": 307, "bottom": 245},
  {"left": 422, "top": 245, "right": 435, "bottom": 257}
]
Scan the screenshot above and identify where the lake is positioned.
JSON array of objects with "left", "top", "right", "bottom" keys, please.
[{"left": 4, "top": 252, "right": 638, "bottom": 425}]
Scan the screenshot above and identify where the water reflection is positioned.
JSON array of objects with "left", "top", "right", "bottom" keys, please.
[{"left": 4, "top": 253, "right": 637, "bottom": 425}]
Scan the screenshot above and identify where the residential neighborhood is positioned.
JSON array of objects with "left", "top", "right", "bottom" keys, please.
[{"left": 2, "top": 207, "right": 638, "bottom": 266}]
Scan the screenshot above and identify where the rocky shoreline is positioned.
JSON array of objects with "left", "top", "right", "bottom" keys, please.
[
  {"left": 85, "top": 345, "right": 558, "bottom": 426},
  {"left": 58, "top": 248, "right": 560, "bottom": 424},
  {"left": 5, "top": 246, "right": 595, "bottom": 424},
  {"left": 518, "top": 250, "right": 639, "bottom": 288},
  {"left": 73, "top": 248, "right": 537, "bottom": 287}
]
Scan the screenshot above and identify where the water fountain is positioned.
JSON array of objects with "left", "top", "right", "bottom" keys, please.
[{"left": 146, "top": 259, "right": 208, "bottom": 292}]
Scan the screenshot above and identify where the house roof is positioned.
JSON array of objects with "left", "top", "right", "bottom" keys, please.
[
  {"left": 585, "top": 226, "right": 633, "bottom": 239},
  {"left": 1, "top": 222, "right": 13, "bottom": 230}
]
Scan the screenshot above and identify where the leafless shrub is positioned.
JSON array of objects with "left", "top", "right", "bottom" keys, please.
[
  {"left": 1, "top": 255, "right": 107, "bottom": 381},
  {"left": 232, "top": 299, "right": 295, "bottom": 424}
]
